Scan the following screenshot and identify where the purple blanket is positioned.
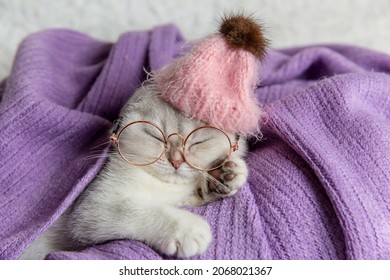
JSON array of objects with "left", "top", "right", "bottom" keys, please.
[{"left": 1, "top": 25, "right": 389, "bottom": 260}]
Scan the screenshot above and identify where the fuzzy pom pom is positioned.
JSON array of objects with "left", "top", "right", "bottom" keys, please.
[{"left": 219, "top": 14, "right": 269, "bottom": 59}]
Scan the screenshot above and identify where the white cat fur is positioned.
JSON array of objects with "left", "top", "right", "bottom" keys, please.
[{"left": 20, "top": 84, "right": 249, "bottom": 259}]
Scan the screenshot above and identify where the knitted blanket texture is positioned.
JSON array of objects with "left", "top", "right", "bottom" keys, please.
[{"left": 0, "top": 25, "right": 389, "bottom": 260}]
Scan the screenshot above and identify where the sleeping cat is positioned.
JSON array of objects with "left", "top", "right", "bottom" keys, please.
[{"left": 19, "top": 83, "right": 249, "bottom": 259}]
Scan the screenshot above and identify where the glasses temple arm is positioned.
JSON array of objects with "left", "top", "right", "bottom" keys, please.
[
  {"left": 232, "top": 134, "right": 240, "bottom": 151},
  {"left": 110, "top": 116, "right": 124, "bottom": 143}
]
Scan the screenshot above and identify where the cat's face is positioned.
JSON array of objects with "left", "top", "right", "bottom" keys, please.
[{"left": 117, "top": 85, "right": 237, "bottom": 184}]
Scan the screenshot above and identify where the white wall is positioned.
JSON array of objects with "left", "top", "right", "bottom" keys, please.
[{"left": 1, "top": 0, "right": 389, "bottom": 79}]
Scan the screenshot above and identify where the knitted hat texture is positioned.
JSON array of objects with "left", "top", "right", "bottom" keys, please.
[{"left": 154, "top": 15, "right": 268, "bottom": 135}]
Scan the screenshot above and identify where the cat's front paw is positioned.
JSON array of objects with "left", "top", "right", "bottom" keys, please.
[
  {"left": 157, "top": 212, "right": 212, "bottom": 258},
  {"left": 207, "top": 157, "right": 248, "bottom": 197}
]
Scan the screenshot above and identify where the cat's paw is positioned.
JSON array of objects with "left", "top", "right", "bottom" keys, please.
[
  {"left": 206, "top": 157, "right": 248, "bottom": 197},
  {"left": 157, "top": 212, "right": 211, "bottom": 258}
]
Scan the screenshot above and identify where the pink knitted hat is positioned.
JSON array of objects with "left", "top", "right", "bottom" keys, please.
[{"left": 154, "top": 15, "right": 268, "bottom": 135}]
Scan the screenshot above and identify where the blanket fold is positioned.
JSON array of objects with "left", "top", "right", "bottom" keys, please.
[{"left": 0, "top": 25, "right": 389, "bottom": 260}]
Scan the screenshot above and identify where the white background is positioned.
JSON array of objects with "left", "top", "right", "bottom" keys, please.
[
  {"left": 2, "top": 260, "right": 390, "bottom": 279},
  {"left": 1, "top": 0, "right": 390, "bottom": 79}
]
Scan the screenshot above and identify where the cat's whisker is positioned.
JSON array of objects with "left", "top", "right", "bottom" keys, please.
[
  {"left": 149, "top": 160, "right": 173, "bottom": 171},
  {"left": 81, "top": 150, "right": 116, "bottom": 161},
  {"left": 82, "top": 154, "right": 105, "bottom": 160},
  {"left": 197, "top": 170, "right": 230, "bottom": 194},
  {"left": 82, "top": 141, "right": 113, "bottom": 161},
  {"left": 119, "top": 152, "right": 164, "bottom": 166},
  {"left": 201, "top": 173, "right": 228, "bottom": 194},
  {"left": 89, "top": 140, "right": 112, "bottom": 151}
]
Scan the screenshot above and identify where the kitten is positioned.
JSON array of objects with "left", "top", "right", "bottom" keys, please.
[{"left": 19, "top": 84, "right": 249, "bottom": 259}]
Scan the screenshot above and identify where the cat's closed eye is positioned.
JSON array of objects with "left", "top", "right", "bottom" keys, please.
[
  {"left": 148, "top": 132, "right": 165, "bottom": 143},
  {"left": 189, "top": 138, "right": 211, "bottom": 150},
  {"left": 143, "top": 127, "right": 165, "bottom": 143}
]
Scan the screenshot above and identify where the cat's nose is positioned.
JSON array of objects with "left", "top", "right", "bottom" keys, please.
[{"left": 169, "top": 159, "right": 183, "bottom": 169}]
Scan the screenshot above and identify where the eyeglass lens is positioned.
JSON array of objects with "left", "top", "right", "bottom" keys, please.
[
  {"left": 117, "top": 122, "right": 166, "bottom": 165},
  {"left": 184, "top": 127, "right": 231, "bottom": 170}
]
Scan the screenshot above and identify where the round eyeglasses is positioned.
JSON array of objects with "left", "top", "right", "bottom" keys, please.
[{"left": 110, "top": 118, "right": 239, "bottom": 171}]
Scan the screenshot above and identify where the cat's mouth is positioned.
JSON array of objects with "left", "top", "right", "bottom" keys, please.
[
  {"left": 170, "top": 166, "right": 189, "bottom": 176},
  {"left": 145, "top": 160, "right": 198, "bottom": 183},
  {"left": 165, "top": 165, "right": 197, "bottom": 180}
]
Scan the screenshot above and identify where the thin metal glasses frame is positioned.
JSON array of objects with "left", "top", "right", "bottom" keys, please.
[{"left": 109, "top": 118, "right": 239, "bottom": 171}]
